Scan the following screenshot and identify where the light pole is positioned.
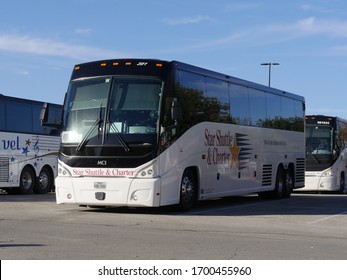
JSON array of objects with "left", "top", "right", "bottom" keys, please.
[{"left": 261, "top": 62, "right": 279, "bottom": 87}]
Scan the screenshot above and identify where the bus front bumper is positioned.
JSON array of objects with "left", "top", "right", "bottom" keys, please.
[
  {"left": 55, "top": 176, "right": 161, "bottom": 207},
  {"left": 299, "top": 172, "right": 336, "bottom": 192}
]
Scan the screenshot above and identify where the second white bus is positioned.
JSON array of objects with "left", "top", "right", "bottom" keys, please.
[{"left": 300, "top": 115, "right": 347, "bottom": 193}]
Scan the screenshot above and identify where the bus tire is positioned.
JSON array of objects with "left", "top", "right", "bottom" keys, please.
[
  {"left": 271, "top": 166, "right": 285, "bottom": 199},
  {"left": 339, "top": 173, "right": 345, "bottom": 193},
  {"left": 35, "top": 166, "right": 53, "bottom": 194},
  {"left": 19, "top": 166, "right": 35, "bottom": 195},
  {"left": 283, "top": 166, "right": 294, "bottom": 198},
  {"left": 178, "top": 168, "right": 197, "bottom": 211}
]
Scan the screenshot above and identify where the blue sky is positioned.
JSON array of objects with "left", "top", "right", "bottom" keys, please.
[{"left": 1, "top": 0, "right": 347, "bottom": 118}]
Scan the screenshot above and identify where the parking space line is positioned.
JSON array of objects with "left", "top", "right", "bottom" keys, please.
[{"left": 307, "top": 210, "right": 347, "bottom": 224}]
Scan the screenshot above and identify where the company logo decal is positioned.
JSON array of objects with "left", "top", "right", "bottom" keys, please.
[
  {"left": 72, "top": 168, "right": 135, "bottom": 177},
  {"left": 1, "top": 135, "right": 56, "bottom": 168},
  {"left": 234, "top": 133, "right": 252, "bottom": 170},
  {"left": 204, "top": 129, "right": 252, "bottom": 170}
]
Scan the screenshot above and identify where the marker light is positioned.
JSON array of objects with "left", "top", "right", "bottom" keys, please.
[
  {"left": 100, "top": 63, "right": 107, "bottom": 67},
  {"left": 112, "top": 62, "right": 119, "bottom": 66},
  {"left": 125, "top": 62, "right": 132, "bottom": 66},
  {"left": 156, "top": 63, "right": 163, "bottom": 67},
  {"left": 74, "top": 66, "right": 80, "bottom": 70}
]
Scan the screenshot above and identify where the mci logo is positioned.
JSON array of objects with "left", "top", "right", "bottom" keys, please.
[{"left": 97, "top": 160, "right": 107, "bottom": 166}]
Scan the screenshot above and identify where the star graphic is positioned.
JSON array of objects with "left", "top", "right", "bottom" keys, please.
[
  {"left": 11, "top": 156, "right": 16, "bottom": 162},
  {"left": 229, "top": 135, "right": 241, "bottom": 169},
  {"left": 22, "top": 146, "right": 30, "bottom": 156},
  {"left": 25, "top": 139, "right": 31, "bottom": 146}
]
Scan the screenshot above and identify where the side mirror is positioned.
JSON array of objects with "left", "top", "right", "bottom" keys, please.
[
  {"left": 171, "top": 100, "right": 182, "bottom": 121},
  {"left": 40, "top": 102, "right": 63, "bottom": 130},
  {"left": 40, "top": 103, "right": 49, "bottom": 125}
]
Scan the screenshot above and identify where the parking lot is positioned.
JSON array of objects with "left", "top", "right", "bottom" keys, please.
[{"left": 0, "top": 191, "right": 347, "bottom": 259}]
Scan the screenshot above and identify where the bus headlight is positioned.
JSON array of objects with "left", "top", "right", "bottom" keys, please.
[
  {"left": 322, "top": 170, "right": 333, "bottom": 177},
  {"left": 135, "top": 161, "right": 157, "bottom": 178},
  {"left": 58, "top": 163, "right": 72, "bottom": 177}
]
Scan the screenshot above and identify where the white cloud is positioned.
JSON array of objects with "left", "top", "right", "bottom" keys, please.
[
  {"left": 155, "top": 17, "right": 347, "bottom": 56},
  {"left": 330, "top": 45, "right": 347, "bottom": 55},
  {"left": 300, "top": 3, "right": 337, "bottom": 14},
  {"left": 196, "top": 17, "right": 347, "bottom": 51},
  {"left": 263, "top": 17, "right": 347, "bottom": 38},
  {"left": 163, "top": 15, "right": 214, "bottom": 26},
  {"left": 301, "top": 4, "right": 313, "bottom": 11},
  {"left": 224, "top": 3, "right": 259, "bottom": 12},
  {"left": 0, "top": 34, "right": 120, "bottom": 60},
  {"left": 74, "top": 28, "right": 92, "bottom": 35}
]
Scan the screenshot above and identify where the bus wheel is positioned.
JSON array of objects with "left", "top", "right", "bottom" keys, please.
[
  {"left": 272, "top": 166, "right": 285, "bottom": 199},
  {"left": 283, "top": 167, "right": 294, "bottom": 198},
  {"left": 339, "top": 173, "right": 345, "bottom": 193},
  {"left": 35, "top": 167, "right": 53, "bottom": 194},
  {"left": 178, "top": 169, "right": 197, "bottom": 211},
  {"left": 19, "top": 166, "right": 35, "bottom": 195}
]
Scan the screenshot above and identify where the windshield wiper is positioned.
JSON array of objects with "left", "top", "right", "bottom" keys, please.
[
  {"left": 109, "top": 122, "right": 130, "bottom": 152},
  {"left": 309, "top": 153, "right": 320, "bottom": 164},
  {"left": 76, "top": 118, "right": 102, "bottom": 152},
  {"left": 76, "top": 105, "right": 103, "bottom": 152}
]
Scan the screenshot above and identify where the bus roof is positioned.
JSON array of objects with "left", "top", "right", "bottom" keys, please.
[
  {"left": 172, "top": 60, "right": 304, "bottom": 101},
  {"left": 71, "top": 58, "right": 304, "bottom": 101},
  {"left": 0, "top": 93, "right": 61, "bottom": 107},
  {"left": 306, "top": 115, "right": 347, "bottom": 124}
]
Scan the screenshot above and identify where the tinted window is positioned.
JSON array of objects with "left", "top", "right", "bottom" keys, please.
[
  {"left": 0, "top": 102, "right": 4, "bottom": 130},
  {"left": 177, "top": 70, "right": 206, "bottom": 133},
  {"left": 266, "top": 93, "right": 281, "bottom": 120},
  {"left": 6, "top": 101, "right": 32, "bottom": 133},
  {"left": 281, "top": 97, "right": 295, "bottom": 130},
  {"left": 1, "top": 98, "right": 61, "bottom": 135},
  {"left": 249, "top": 88, "right": 266, "bottom": 126},
  {"left": 336, "top": 120, "right": 347, "bottom": 153},
  {"left": 229, "top": 83, "right": 250, "bottom": 125},
  {"left": 281, "top": 97, "right": 294, "bottom": 120},
  {"left": 176, "top": 70, "right": 304, "bottom": 132},
  {"left": 178, "top": 70, "right": 205, "bottom": 95},
  {"left": 205, "top": 77, "right": 230, "bottom": 122},
  {"left": 293, "top": 100, "right": 305, "bottom": 131},
  {"left": 33, "top": 103, "right": 44, "bottom": 134}
]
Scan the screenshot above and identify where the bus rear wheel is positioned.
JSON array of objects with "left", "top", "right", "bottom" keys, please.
[
  {"left": 271, "top": 166, "right": 285, "bottom": 199},
  {"left": 19, "top": 166, "right": 35, "bottom": 195},
  {"left": 339, "top": 173, "right": 345, "bottom": 193},
  {"left": 178, "top": 169, "right": 197, "bottom": 211},
  {"left": 34, "top": 167, "right": 53, "bottom": 194},
  {"left": 283, "top": 167, "right": 294, "bottom": 198},
  {"left": 271, "top": 166, "right": 293, "bottom": 199}
]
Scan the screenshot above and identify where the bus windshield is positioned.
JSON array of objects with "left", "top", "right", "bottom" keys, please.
[
  {"left": 61, "top": 77, "right": 163, "bottom": 146},
  {"left": 306, "top": 125, "right": 333, "bottom": 155}
]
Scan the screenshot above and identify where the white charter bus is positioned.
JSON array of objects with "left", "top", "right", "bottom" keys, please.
[
  {"left": 42, "top": 59, "right": 305, "bottom": 209},
  {"left": 300, "top": 115, "right": 347, "bottom": 193},
  {"left": 0, "top": 94, "right": 62, "bottom": 194}
]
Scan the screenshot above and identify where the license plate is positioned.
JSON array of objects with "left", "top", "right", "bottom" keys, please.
[{"left": 94, "top": 182, "right": 107, "bottom": 189}]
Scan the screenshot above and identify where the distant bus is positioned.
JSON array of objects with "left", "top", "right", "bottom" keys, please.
[
  {"left": 300, "top": 115, "right": 347, "bottom": 193},
  {"left": 0, "top": 94, "right": 62, "bottom": 194},
  {"left": 42, "top": 59, "right": 305, "bottom": 209}
]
